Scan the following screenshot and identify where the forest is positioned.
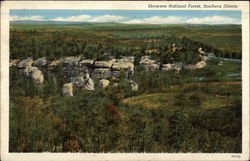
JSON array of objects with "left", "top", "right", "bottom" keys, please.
[{"left": 9, "top": 23, "right": 242, "bottom": 152}]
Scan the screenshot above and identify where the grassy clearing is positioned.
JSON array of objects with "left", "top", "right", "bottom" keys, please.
[{"left": 122, "top": 82, "right": 241, "bottom": 110}]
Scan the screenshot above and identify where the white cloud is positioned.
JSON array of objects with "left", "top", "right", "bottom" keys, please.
[
  {"left": 10, "top": 14, "right": 240, "bottom": 25},
  {"left": 50, "top": 15, "right": 92, "bottom": 22},
  {"left": 10, "top": 15, "right": 45, "bottom": 21},
  {"left": 89, "top": 15, "right": 125, "bottom": 22},
  {"left": 123, "top": 16, "right": 184, "bottom": 24},
  {"left": 144, "top": 16, "right": 183, "bottom": 24},
  {"left": 186, "top": 16, "right": 240, "bottom": 24},
  {"left": 122, "top": 19, "right": 145, "bottom": 24}
]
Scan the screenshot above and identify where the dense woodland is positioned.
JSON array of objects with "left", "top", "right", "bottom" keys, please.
[{"left": 9, "top": 23, "right": 242, "bottom": 152}]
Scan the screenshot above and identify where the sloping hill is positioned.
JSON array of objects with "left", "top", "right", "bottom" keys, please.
[{"left": 122, "top": 82, "right": 241, "bottom": 109}]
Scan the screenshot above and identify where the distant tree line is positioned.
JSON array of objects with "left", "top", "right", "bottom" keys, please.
[{"left": 10, "top": 30, "right": 241, "bottom": 61}]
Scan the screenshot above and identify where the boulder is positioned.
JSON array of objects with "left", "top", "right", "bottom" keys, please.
[
  {"left": 128, "top": 80, "right": 138, "bottom": 91},
  {"left": 31, "top": 69, "right": 44, "bottom": 84},
  {"left": 48, "top": 60, "right": 61, "bottom": 70},
  {"left": 79, "top": 59, "right": 94, "bottom": 67},
  {"left": 218, "top": 61, "right": 223, "bottom": 66},
  {"left": 200, "top": 55, "right": 208, "bottom": 61},
  {"left": 112, "top": 62, "right": 134, "bottom": 71},
  {"left": 17, "top": 57, "right": 33, "bottom": 68},
  {"left": 20, "top": 66, "right": 38, "bottom": 77},
  {"left": 84, "top": 74, "right": 95, "bottom": 91},
  {"left": 20, "top": 66, "right": 44, "bottom": 84},
  {"left": 162, "top": 64, "right": 173, "bottom": 71},
  {"left": 142, "top": 63, "right": 160, "bottom": 72},
  {"left": 139, "top": 56, "right": 159, "bottom": 71},
  {"left": 33, "top": 57, "right": 49, "bottom": 67},
  {"left": 99, "top": 79, "right": 110, "bottom": 88},
  {"left": 195, "top": 61, "right": 206, "bottom": 69},
  {"left": 63, "top": 83, "right": 73, "bottom": 96},
  {"left": 198, "top": 47, "right": 206, "bottom": 55},
  {"left": 62, "top": 56, "right": 81, "bottom": 63},
  {"left": 162, "top": 62, "right": 182, "bottom": 72},
  {"left": 94, "top": 60, "right": 113, "bottom": 68},
  {"left": 139, "top": 56, "right": 157, "bottom": 64}
]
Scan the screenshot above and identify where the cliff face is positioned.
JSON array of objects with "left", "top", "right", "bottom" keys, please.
[{"left": 12, "top": 47, "right": 208, "bottom": 96}]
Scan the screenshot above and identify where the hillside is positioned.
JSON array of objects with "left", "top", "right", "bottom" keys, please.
[{"left": 9, "top": 23, "right": 242, "bottom": 153}]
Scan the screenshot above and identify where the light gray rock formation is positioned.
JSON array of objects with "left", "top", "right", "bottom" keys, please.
[
  {"left": 20, "top": 66, "right": 38, "bottom": 77},
  {"left": 218, "top": 61, "right": 223, "bottom": 66},
  {"left": 198, "top": 47, "right": 206, "bottom": 55},
  {"left": 162, "top": 62, "right": 182, "bottom": 72},
  {"left": 31, "top": 69, "right": 44, "bottom": 84},
  {"left": 195, "top": 61, "right": 206, "bottom": 69},
  {"left": 17, "top": 57, "right": 33, "bottom": 68},
  {"left": 201, "top": 56, "right": 208, "bottom": 61},
  {"left": 62, "top": 56, "right": 81, "bottom": 65},
  {"left": 94, "top": 60, "right": 113, "bottom": 68},
  {"left": 20, "top": 66, "right": 44, "bottom": 84},
  {"left": 63, "top": 65, "right": 89, "bottom": 76},
  {"left": 93, "top": 68, "right": 112, "bottom": 79},
  {"left": 79, "top": 59, "right": 94, "bottom": 67},
  {"left": 48, "top": 60, "right": 61, "bottom": 70},
  {"left": 128, "top": 80, "right": 139, "bottom": 91},
  {"left": 111, "top": 61, "right": 134, "bottom": 78},
  {"left": 33, "top": 57, "right": 49, "bottom": 67},
  {"left": 139, "top": 56, "right": 160, "bottom": 71},
  {"left": 63, "top": 83, "right": 73, "bottom": 96},
  {"left": 84, "top": 74, "right": 95, "bottom": 91},
  {"left": 99, "top": 79, "right": 110, "bottom": 88},
  {"left": 116, "top": 56, "right": 135, "bottom": 63}
]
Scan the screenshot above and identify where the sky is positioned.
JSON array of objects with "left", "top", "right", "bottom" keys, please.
[{"left": 10, "top": 10, "right": 241, "bottom": 24}]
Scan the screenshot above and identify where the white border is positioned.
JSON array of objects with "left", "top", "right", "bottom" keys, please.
[{"left": 1, "top": 1, "right": 249, "bottom": 161}]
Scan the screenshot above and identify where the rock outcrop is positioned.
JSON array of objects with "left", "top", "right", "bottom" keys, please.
[
  {"left": 48, "top": 60, "right": 61, "bottom": 70},
  {"left": 20, "top": 66, "right": 44, "bottom": 84},
  {"left": 17, "top": 57, "right": 33, "bottom": 68},
  {"left": 99, "top": 79, "right": 110, "bottom": 88},
  {"left": 218, "top": 61, "right": 223, "bottom": 66},
  {"left": 111, "top": 62, "right": 134, "bottom": 78},
  {"left": 162, "top": 62, "right": 182, "bottom": 72},
  {"left": 128, "top": 80, "right": 138, "bottom": 91},
  {"left": 139, "top": 56, "right": 160, "bottom": 71},
  {"left": 63, "top": 83, "right": 73, "bottom": 96},
  {"left": 116, "top": 56, "right": 135, "bottom": 63},
  {"left": 31, "top": 69, "right": 44, "bottom": 84},
  {"left": 195, "top": 61, "right": 206, "bottom": 69},
  {"left": 83, "top": 74, "right": 95, "bottom": 91},
  {"left": 79, "top": 59, "right": 94, "bottom": 67},
  {"left": 33, "top": 57, "right": 49, "bottom": 68},
  {"left": 94, "top": 60, "right": 113, "bottom": 68},
  {"left": 93, "top": 68, "right": 112, "bottom": 79}
]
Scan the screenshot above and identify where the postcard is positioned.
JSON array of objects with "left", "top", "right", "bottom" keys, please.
[{"left": 1, "top": 1, "right": 249, "bottom": 161}]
